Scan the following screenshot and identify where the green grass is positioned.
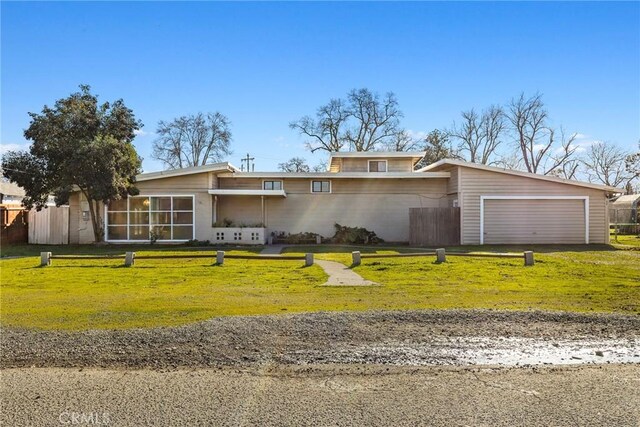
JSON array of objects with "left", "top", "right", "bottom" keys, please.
[
  {"left": 284, "top": 244, "right": 640, "bottom": 315},
  {"left": 1, "top": 244, "right": 638, "bottom": 331},
  {"left": 610, "top": 234, "right": 640, "bottom": 248},
  {"left": 1, "top": 249, "right": 328, "bottom": 330}
]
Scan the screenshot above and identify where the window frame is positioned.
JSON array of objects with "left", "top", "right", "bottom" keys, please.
[
  {"left": 104, "top": 195, "right": 195, "bottom": 242},
  {"left": 310, "top": 180, "right": 331, "bottom": 194},
  {"left": 262, "top": 180, "right": 283, "bottom": 191},
  {"left": 368, "top": 159, "right": 388, "bottom": 173}
]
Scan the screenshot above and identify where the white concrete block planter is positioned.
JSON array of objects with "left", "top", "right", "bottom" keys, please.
[{"left": 211, "top": 227, "right": 266, "bottom": 245}]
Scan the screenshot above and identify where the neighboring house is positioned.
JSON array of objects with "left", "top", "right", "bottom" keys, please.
[
  {"left": 0, "top": 180, "right": 26, "bottom": 205},
  {"left": 68, "top": 152, "right": 621, "bottom": 245},
  {"left": 609, "top": 194, "right": 640, "bottom": 234}
]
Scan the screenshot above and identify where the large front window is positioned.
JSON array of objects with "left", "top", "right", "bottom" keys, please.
[{"left": 106, "top": 196, "right": 194, "bottom": 241}]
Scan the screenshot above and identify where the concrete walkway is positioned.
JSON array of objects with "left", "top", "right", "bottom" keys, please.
[
  {"left": 316, "top": 259, "right": 378, "bottom": 286},
  {"left": 260, "top": 245, "right": 376, "bottom": 286}
]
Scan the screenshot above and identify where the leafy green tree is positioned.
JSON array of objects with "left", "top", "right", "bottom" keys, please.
[
  {"left": 2, "top": 85, "right": 142, "bottom": 242},
  {"left": 415, "top": 129, "right": 459, "bottom": 169}
]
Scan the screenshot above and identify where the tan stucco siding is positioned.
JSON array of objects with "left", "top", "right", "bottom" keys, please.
[
  {"left": 68, "top": 193, "right": 80, "bottom": 244},
  {"left": 216, "top": 178, "right": 448, "bottom": 242},
  {"left": 457, "top": 167, "right": 609, "bottom": 244},
  {"left": 217, "top": 196, "right": 263, "bottom": 226}
]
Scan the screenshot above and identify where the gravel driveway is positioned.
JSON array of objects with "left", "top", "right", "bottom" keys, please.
[
  {"left": 2, "top": 310, "right": 639, "bottom": 426},
  {"left": 2, "top": 310, "right": 639, "bottom": 369}
]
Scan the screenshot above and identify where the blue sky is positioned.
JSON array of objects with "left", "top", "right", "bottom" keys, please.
[{"left": 2, "top": 1, "right": 639, "bottom": 172}]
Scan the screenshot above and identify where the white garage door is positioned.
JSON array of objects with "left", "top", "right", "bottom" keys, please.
[{"left": 482, "top": 198, "right": 587, "bottom": 244}]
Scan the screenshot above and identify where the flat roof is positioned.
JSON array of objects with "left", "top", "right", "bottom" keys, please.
[
  {"left": 208, "top": 189, "right": 286, "bottom": 197},
  {"left": 217, "top": 171, "right": 450, "bottom": 179}
]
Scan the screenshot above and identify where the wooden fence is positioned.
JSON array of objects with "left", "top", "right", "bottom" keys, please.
[
  {"left": 409, "top": 207, "right": 460, "bottom": 246},
  {"left": 28, "top": 206, "right": 69, "bottom": 244},
  {"left": 0, "top": 206, "right": 28, "bottom": 245}
]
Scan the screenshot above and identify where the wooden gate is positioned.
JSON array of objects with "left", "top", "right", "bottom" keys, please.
[
  {"left": 409, "top": 207, "right": 460, "bottom": 246},
  {"left": 28, "top": 206, "right": 69, "bottom": 244},
  {"left": 1, "top": 206, "right": 28, "bottom": 245}
]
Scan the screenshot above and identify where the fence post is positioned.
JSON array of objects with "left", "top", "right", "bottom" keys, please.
[
  {"left": 40, "top": 252, "right": 51, "bottom": 267},
  {"left": 352, "top": 251, "right": 361, "bottom": 266},
  {"left": 436, "top": 248, "right": 446, "bottom": 263},
  {"left": 524, "top": 251, "right": 534, "bottom": 266},
  {"left": 216, "top": 251, "right": 225, "bottom": 265},
  {"left": 305, "top": 253, "right": 314, "bottom": 267},
  {"left": 124, "top": 252, "right": 135, "bottom": 267}
]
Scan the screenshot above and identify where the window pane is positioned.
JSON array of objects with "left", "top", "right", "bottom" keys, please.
[
  {"left": 173, "top": 197, "right": 193, "bottom": 210},
  {"left": 151, "top": 197, "right": 171, "bottom": 211},
  {"left": 108, "top": 226, "right": 127, "bottom": 240},
  {"left": 274, "top": 181, "right": 282, "bottom": 190},
  {"left": 108, "top": 212, "right": 127, "bottom": 225},
  {"left": 129, "top": 226, "right": 149, "bottom": 240},
  {"left": 173, "top": 211, "right": 193, "bottom": 225},
  {"left": 108, "top": 199, "right": 127, "bottom": 211},
  {"left": 129, "top": 212, "right": 149, "bottom": 225},
  {"left": 263, "top": 181, "right": 273, "bottom": 190},
  {"left": 151, "top": 212, "right": 171, "bottom": 224},
  {"left": 312, "top": 181, "right": 321, "bottom": 192},
  {"left": 172, "top": 225, "right": 193, "bottom": 240},
  {"left": 150, "top": 225, "right": 170, "bottom": 240},
  {"left": 130, "top": 197, "right": 149, "bottom": 212},
  {"left": 377, "top": 162, "right": 387, "bottom": 172},
  {"left": 322, "top": 181, "right": 330, "bottom": 192}
]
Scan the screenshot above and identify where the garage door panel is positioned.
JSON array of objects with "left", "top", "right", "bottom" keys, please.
[{"left": 484, "top": 199, "right": 585, "bottom": 244}]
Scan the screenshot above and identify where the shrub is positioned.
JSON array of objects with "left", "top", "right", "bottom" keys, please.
[
  {"left": 331, "top": 223, "right": 383, "bottom": 244},
  {"left": 272, "top": 231, "right": 322, "bottom": 244},
  {"left": 183, "top": 239, "right": 212, "bottom": 247}
]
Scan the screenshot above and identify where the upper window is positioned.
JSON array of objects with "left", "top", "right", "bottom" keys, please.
[
  {"left": 263, "top": 180, "right": 283, "bottom": 191},
  {"left": 311, "top": 180, "right": 331, "bottom": 193},
  {"left": 368, "top": 160, "right": 387, "bottom": 172}
]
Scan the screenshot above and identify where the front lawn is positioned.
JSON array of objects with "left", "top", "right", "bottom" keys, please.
[
  {"left": 284, "top": 244, "right": 640, "bottom": 315},
  {"left": 1, "top": 249, "right": 327, "bottom": 330},
  {"left": 1, "top": 244, "right": 638, "bottom": 331}
]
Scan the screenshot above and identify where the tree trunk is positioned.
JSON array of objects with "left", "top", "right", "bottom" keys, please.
[{"left": 83, "top": 191, "right": 104, "bottom": 243}]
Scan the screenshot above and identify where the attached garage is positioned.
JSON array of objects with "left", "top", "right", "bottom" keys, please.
[{"left": 481, "top": 196, "right": 588, "bottom": 244}]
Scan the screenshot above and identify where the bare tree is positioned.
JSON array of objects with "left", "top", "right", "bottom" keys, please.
[
  {"left": 507, "top": 93, "right": 577, "bottom": 175},
  {"left": 449, "top": 105, "right": 505, "bottom": 165},
  {"left": 278, "top": 157, "right": 310, "bottom": 172},
  {"left": 625, "top": 141, "right": 640, "bottom": 190},
  {"left": 312, "top": 160, "right": 328, "bottom": 172},
  {"left": 290, "top": 88, "right": 404, "bottom": 153},
  {"left": 383, "top": 130, "right": 420, "bottom": 152},
  {"left": 152, "top": 112, "right": 232, "bottom": 169},
  {"left": 494, "top": 150, "right": 524, "bottom": 171},
  {"left": 583, "top": 141, "right": 633, "bottom": 188}
]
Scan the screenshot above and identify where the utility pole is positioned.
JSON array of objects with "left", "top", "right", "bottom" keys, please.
[{"left": 240, "top": 153, "right": 255, "bottom": 172}]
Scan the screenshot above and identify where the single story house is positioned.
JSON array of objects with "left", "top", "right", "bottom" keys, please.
[{"left": 69, "top": 152, "right": 621, "bottom": 245}]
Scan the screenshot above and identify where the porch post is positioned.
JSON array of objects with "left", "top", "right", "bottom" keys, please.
[
  {"left": 261, "top": 196, "right": 265, "bottom": 226},
  {"left": 213, "top": 195, "right": 218, "bottom": 225}
]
